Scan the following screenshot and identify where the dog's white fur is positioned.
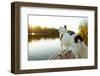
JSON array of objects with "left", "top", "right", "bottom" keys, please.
[{"left": 59, "top": 26, "right": 87, "bottom": 58}]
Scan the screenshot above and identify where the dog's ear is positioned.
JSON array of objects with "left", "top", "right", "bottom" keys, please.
[{"left": 64, "top": 25, "right": 67, "bottom": 29}]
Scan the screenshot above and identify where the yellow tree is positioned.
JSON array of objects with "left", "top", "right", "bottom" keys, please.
[{"left": 78, "top": 21, "right": 88, "bottom": 46}]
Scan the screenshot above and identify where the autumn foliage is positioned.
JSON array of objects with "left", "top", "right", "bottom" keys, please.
[{"left": 78, "top": 21, "right": 88, "bottom": 46}]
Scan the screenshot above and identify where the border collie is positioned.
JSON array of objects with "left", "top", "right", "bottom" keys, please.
[{"left": 59, "top": 25, "right": 87, "bottom": 58}]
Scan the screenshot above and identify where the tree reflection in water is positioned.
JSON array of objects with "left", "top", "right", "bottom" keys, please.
[{"left": 28, "top": 33, "right": 59, "bottom": 42}]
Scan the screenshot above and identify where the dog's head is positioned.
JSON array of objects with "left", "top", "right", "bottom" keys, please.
[
  {"left": 59, "top": 25, "right": 67, "bottom": 40},
  {"left": 59, "top": 25, "right": 67, "bottom": 34}
]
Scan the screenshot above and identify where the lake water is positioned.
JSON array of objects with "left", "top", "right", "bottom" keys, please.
[{"left": 28, "top": 38, "right": 61, "bottom": 61}]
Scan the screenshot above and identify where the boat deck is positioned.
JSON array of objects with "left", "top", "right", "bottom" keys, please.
[{"left": 49, "top": 50, "right": 75, "bottom": 60}]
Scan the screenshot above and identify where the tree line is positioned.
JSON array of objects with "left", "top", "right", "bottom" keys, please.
[{"left": 28, "top": 25, "right": 59, "bottom": 36}]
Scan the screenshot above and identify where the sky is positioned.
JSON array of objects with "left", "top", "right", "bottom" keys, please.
[{"left": 29, "top": 15, "right": 88, "bottom": 33}]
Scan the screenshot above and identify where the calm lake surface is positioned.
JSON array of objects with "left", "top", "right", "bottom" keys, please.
[{"left": 28, "top": 37, "right": 61, "bottom": 61}]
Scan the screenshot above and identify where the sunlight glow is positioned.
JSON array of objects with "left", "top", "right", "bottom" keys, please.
[{"left": 31, "top": 33, "right": 35, "bottom": 35}]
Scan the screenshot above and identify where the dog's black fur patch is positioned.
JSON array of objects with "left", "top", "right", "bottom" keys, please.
[
  {"left": 67, "top": 31, "right": 75, "bottom": 35},
  {"left": 74, "top": 35, "right": 83, "bottom": 43}
]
